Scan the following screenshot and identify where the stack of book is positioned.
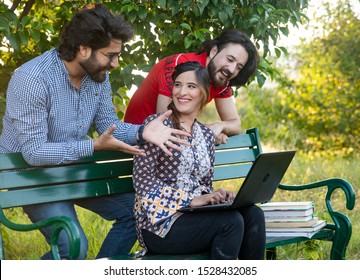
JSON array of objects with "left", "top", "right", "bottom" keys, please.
[{"left": 260, "top": 201, "right": 326, "bottom": 238}]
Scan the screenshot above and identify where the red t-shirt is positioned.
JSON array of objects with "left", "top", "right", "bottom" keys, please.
[{"left": 124, "top": 52, "right": 233, "bottom": 124}]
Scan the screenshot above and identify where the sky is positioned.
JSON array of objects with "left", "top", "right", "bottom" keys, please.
[
  {"left": 279, "top": 0, "right": 360, "bottom": 48},
  {"left": 272, "top": 0, "right": 359, "bottom": 80}
]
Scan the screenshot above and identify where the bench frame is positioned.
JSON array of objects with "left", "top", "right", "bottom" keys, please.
[{"left": 0, "top": 128, "right": 355, "bottom": 260}]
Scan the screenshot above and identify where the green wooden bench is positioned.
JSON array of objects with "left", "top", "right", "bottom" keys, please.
[{"left": 0, "top": 128, "right": 355, "bottom": 260}]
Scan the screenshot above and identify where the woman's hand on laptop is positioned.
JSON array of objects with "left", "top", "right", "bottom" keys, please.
[{"left": 189, "top": 189, "right": 235, "bottom": 207}]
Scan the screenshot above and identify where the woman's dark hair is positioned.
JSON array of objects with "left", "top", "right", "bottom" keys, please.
[
  {"left": 167, "top": 61, "right": 210, "bottom": 131},
  {"left": 57, "top": 3, "right": 134, "bottom": 61},
  {"left": 200, "top": 29, "right": 259, "bottom": 87}
]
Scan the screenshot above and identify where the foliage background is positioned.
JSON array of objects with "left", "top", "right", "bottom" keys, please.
[
  {"left": 0, "top": 0, "right": 308, "bottom": 122},
  {"left": 232, "top": 1, "right": 359, "bottom": 156},
  {"left": 1, "top": 1, "right": 358, "bottom": 155}
]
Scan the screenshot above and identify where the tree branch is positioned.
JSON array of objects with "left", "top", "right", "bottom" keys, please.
[
  {"left": 20, "top": 0, "right": 35, "bottom": 21},
  {"left": 10, "top": 0, "right": 22, "bottom": 12}
]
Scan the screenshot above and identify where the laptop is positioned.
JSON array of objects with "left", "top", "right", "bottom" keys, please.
[{"left": 178, "top": 150, "right": 296, "bottom": 212}]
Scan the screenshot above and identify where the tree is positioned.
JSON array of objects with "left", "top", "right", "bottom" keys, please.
[
  {"left": 0, "top": 0, "right": 309, "bottom": 123},
  {"left": 240, "top": 0, "right": 359, "bottom": 154}
]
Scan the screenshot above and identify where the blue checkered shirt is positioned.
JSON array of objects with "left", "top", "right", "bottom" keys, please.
[{"left": 0, "top": 49, "right": 139, "bottom": 165}]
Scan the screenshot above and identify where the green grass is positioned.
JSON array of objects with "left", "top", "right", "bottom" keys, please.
[{"left": 1, "top": 153, "right": 359, "bottom": 260}]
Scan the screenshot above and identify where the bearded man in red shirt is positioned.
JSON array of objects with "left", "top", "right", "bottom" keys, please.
[{"left": 124, "top": 29, "right": 259, "bottom": 144}]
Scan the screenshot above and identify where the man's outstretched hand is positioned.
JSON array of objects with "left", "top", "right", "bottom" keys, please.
[{"left": 94, "top": 125, "right": 146, "bottom": 156}]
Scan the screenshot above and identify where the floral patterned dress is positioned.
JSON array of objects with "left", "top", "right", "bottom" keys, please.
[{"left": 133, "top": 114, "right": 215, "bottom": 253}]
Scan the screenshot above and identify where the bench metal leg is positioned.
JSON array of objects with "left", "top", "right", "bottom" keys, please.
[{"left": 330, "top": 213, "right": 352, "bottom": 260}]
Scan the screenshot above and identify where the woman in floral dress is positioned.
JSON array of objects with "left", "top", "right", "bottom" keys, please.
[{"left": 133, "top": 61, "right": 265, "bottom": 260}]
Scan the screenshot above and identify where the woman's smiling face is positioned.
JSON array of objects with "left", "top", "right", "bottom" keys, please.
[{"left": 172, "top": 70, "right": 203, "bottom": 118}]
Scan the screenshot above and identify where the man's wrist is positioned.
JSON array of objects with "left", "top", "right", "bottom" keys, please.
[{"left": 137, "top": 124, "right": 146, "bottom": 145}]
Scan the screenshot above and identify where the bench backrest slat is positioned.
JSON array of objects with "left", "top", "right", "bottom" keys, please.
[
  {"left": 0, "top": 128, "right": 262, "bottom": 209},
  {"left": 216, "top": 133, "right": 257, "bottom": 148},
  {"left": 0, "top": 150, "right": 133, "bottom": 170},
  {"left": 215, "top": 149, "right": 257, "bottom": 165},
  {"left": 214, "top": 163, "right": 252, "bottom": 181},
  {"left": 1, "top": 160, "right": 133, "bottom": 189},
  {"left": 0, "top": 177, "right": 134, "bottom": 208}
]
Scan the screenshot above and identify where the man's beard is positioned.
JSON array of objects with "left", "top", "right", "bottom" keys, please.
[
  {"left": 80, "top": 55, "right": 108, "bottom": 83},
  {"left": 207, "top": 58, "right": 230, "bottom": 87}
]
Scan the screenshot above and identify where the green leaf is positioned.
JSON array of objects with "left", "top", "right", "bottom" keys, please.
[
  {"left": 19, "top": 30, "right": 29, "bottom": 46},
  {"left": 21, "top": 15, "right": 31, "bottom": 26},
  {"left": 137, "top": 6, "right": 148, "bottom": 20},
  {"left": 7, "top": 33, "right": 20, "bottom": 52},
  {"left": 134, "top": 74, "right": 145, "bottom": 87},
  {"left": 128, "top": 11, "right": 137, "bottom": 23},
  {"left": 198, "top": 0, "right": 210, "bottom": 15},
  {"left": 117, "top": 110, "right": 124, "bottom": 120},
  {"left": 180, "top": 23, "right": 192, "bottom": 31},
  {"left": 219, "top": 11, "right": 228, "bottom": 24},
  {"left": 256, "top": 71, "right": 266, "bottom": 88},
  {"left": 275, "top": 47, "right": 285, "bottom": 58},
  {"left": 280, "top": 27, "right": 289, "bottom": 36},
  {"left": 171, "top": 2, "right": 181, "bottom": 16},
  {"left": 29, "top": 29, "right": 40, "bottom": 43},
  {"left": 0, "top": 17, "right": 10, "bottom": 36},
  {"left": 2, "top": 10, "right": 18, "bottom": 23},
  {"left": 183, "top": 0, "right": 192, "bottom": 6},
  {"left": 224, "top": 6, "right": 233, "bottom": 18},
  {"left": 194, "top": 31, "right": 205, "bottom": 41},
  {"left": 279, "top": 46, "right": 288, "bottom": 56},
  {"left": 156, "top": 0, "right": 167, "bottom": 9},
  {"left": 249, "top": 15, "right": 260, "bottom": 25},
  {"left": 257, "top": 5, "right": 264, "bottom": 15},
  {"left": 184, "top": 37, "right": 193, "bottom": 49}
]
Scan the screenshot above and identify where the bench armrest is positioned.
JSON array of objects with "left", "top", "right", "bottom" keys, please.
[
  {"left": 279, "top": 177, "right": 355, "bottom": 211},
  {"left": 0, "top": 209, "right": 81, "bottom": 260},
  {"left": 278, "top": 177, "right": 355, "bottom": 259}
]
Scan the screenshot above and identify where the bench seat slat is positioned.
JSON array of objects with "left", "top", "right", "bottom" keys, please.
[
  {"left": 106, "top": 229, "right": 335, "bottom": 261},
  {"left": 266, "top": 229, "right": 334, "bottom": 248}
]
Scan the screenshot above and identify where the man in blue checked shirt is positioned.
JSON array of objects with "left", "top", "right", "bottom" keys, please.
[{"left": 0, "top": 4, "right": 190, "bottom": 260}]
